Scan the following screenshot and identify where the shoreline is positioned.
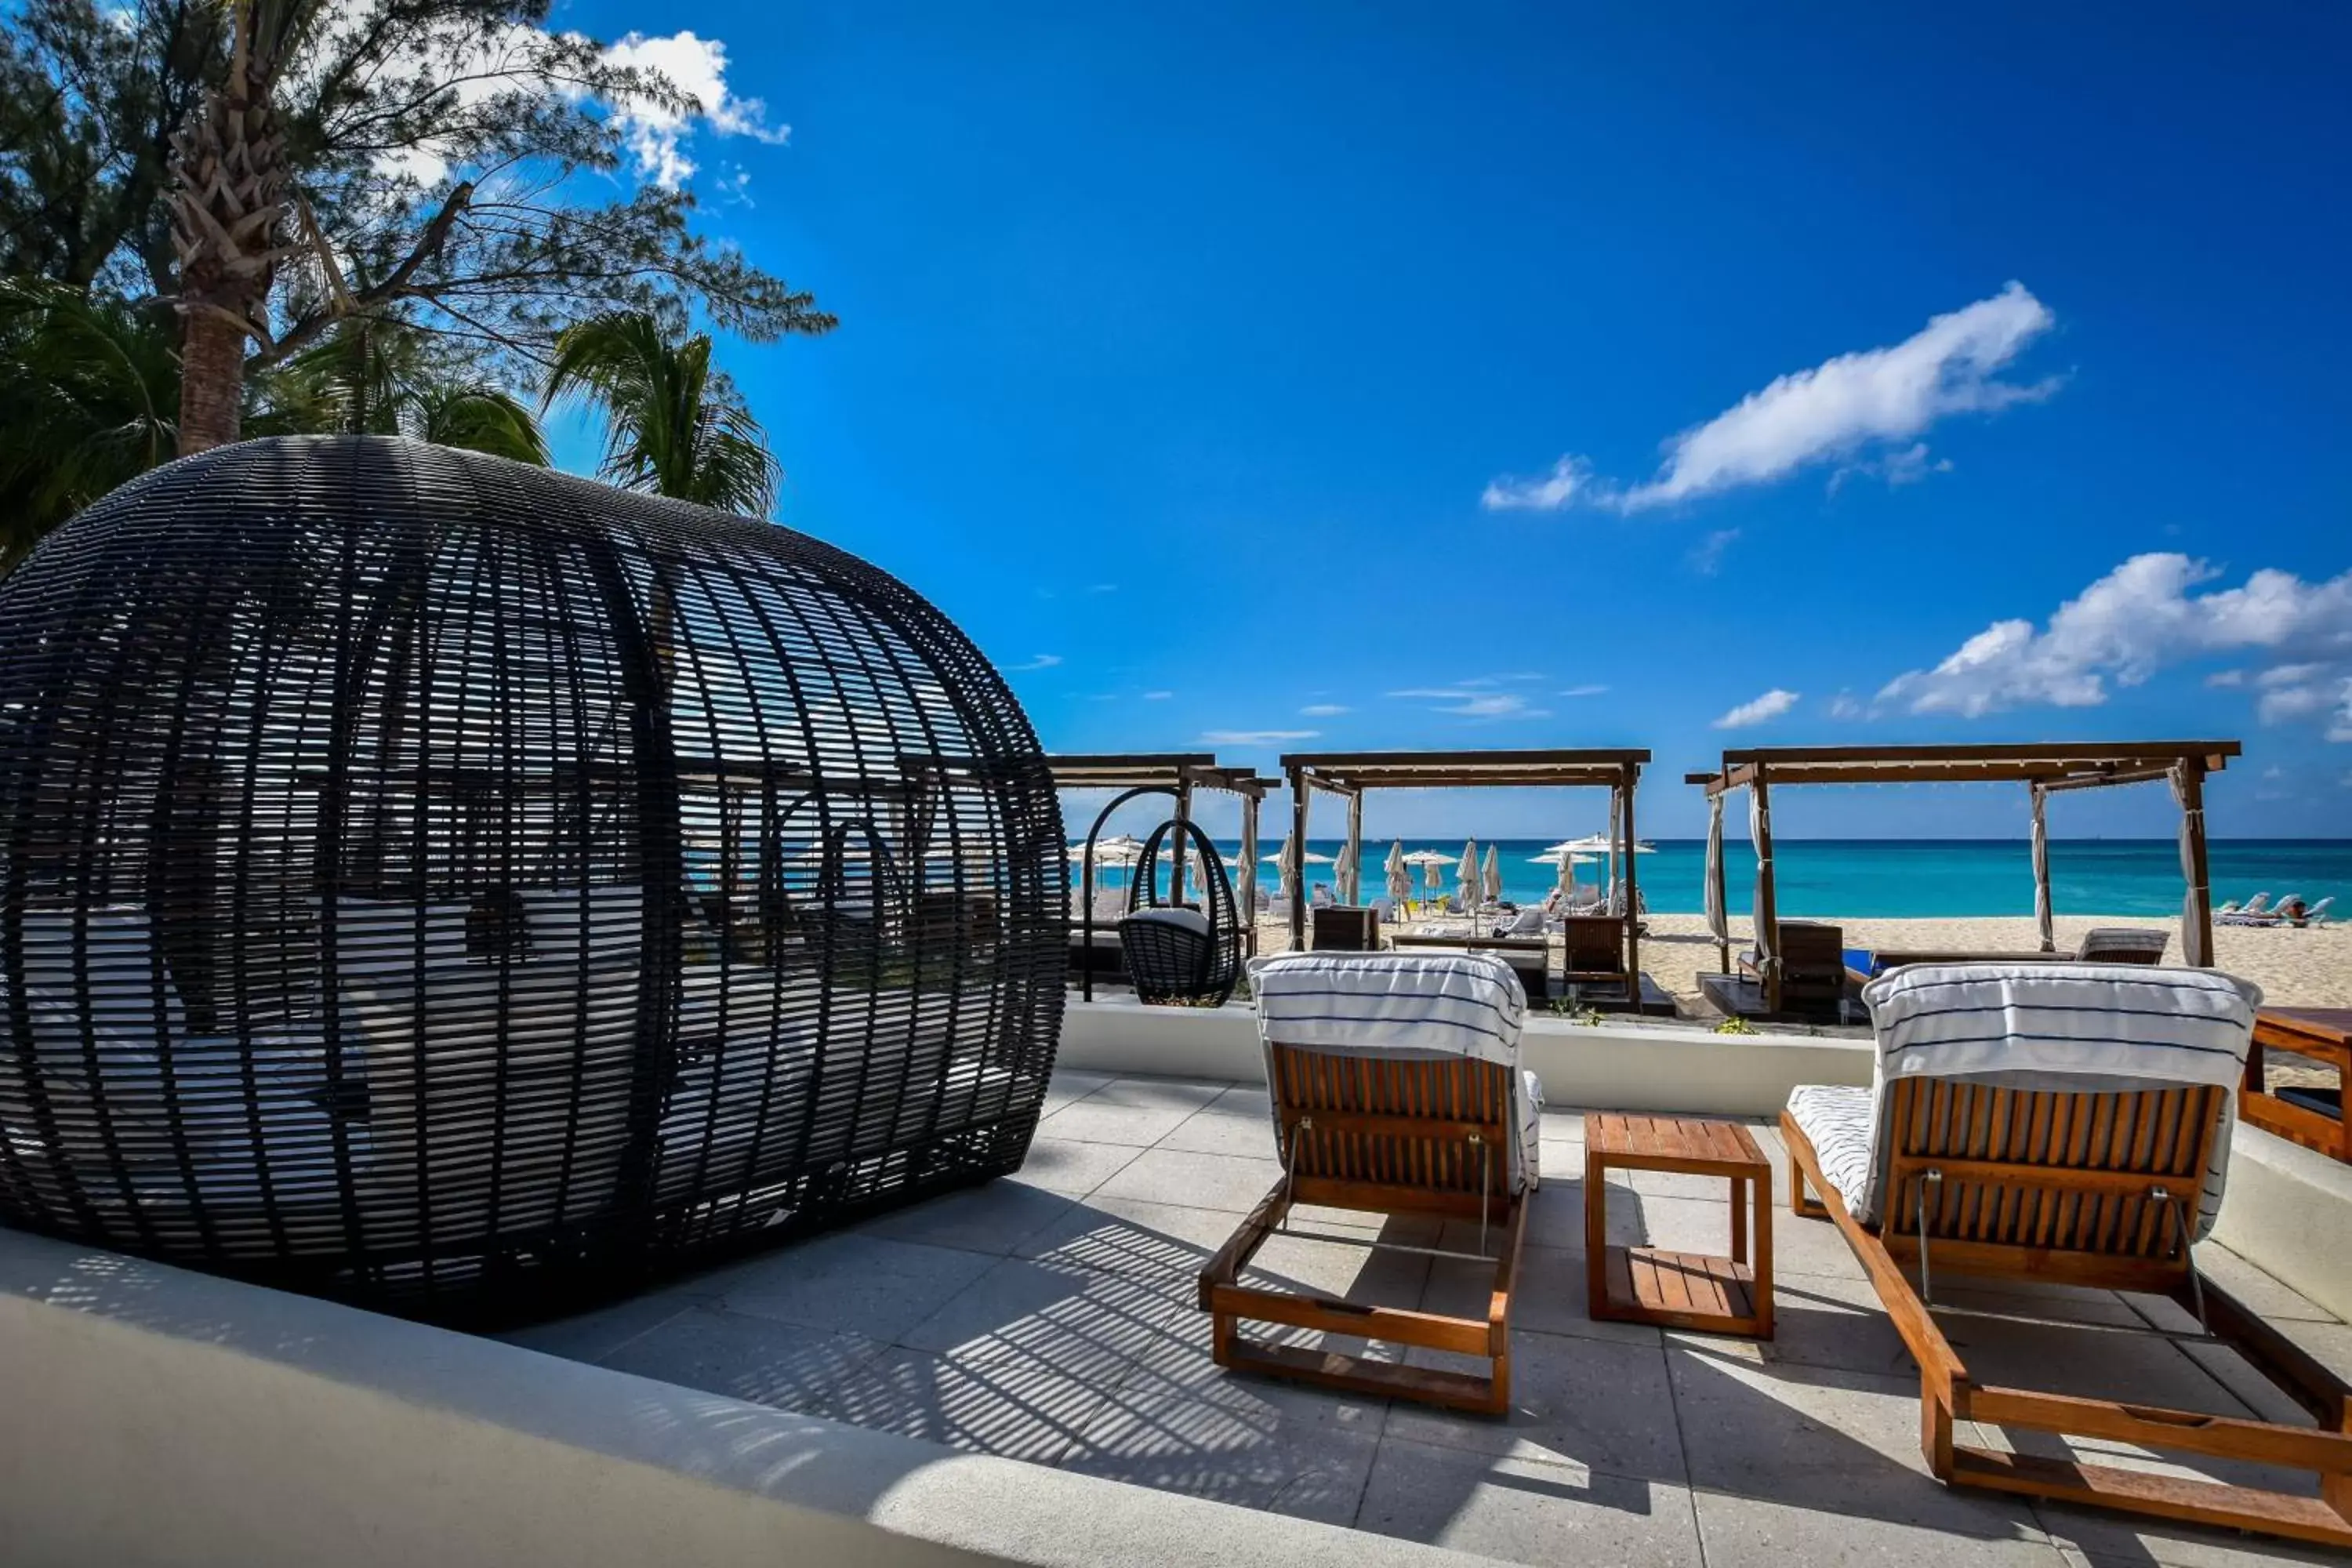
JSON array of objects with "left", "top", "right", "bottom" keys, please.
[{"left": 1248, "top": 909, "right": 2352, "bottom": 1013}]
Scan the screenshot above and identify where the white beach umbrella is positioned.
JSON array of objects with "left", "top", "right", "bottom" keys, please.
[
  {"left": 1385, "top": 841, "right": 1410, "bottom": 906},
  {"left": 1483, "top": 843, "right": 1502, "bottom": 906},
  {"left": 1338, "top": 818, "right": 1363, "bottom": 905},
  {"left": 1457, "top": 840, "right": 1479, "bottom": 916}
]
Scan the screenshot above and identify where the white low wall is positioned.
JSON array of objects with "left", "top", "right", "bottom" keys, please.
[
  {"left": 1059, "top": 996, "right": 1875, "bottom": 1117},
  {"left": 2209, "top": 1124, "right": 2352, "bottom": 1322},
  {"left": 0, "top": 1229, "right": 1484, "bottom": 1568}
]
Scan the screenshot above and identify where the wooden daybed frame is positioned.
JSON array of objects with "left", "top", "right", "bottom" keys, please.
[
  {"left": 1198, "top": 1045, "right": 1525, "bottom": 1415},
  {"left": 1781, "top": 1078, "right": 2352, "bottom": 1548}
]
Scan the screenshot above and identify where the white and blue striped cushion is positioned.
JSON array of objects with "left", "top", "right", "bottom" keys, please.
[
  {"left": 1791, "top": 964, "right": 2259, "bottom": 1236},
  {"left": 1787, "top": 1084, "right": 1877, "bottom": 1219},
  {"left": 1250, "top": 951, "right": 1540, "bottom": 1190}
]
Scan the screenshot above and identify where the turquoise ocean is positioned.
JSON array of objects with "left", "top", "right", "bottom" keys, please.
[{"left": 1077, "top": 839, "right": 2352, "bottom": 920}]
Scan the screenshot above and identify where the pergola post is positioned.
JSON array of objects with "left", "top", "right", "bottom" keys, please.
[
  {"left": 1240, "top": 789, "right": 1261, "bottom": 956},
  {"left": 1171, "top": 773, "right": 1192, "bottom": 908},
  {"left": 2180, "top": 761, "right": 2215, "bottom": 968},
  {"left": 1345, "top": 788, "right": 1363, "bottom": 907},
  {"left": 1752, "top": 763, "right": 1781, "bottom": 1014},
  {"left": 1287, "top": 762, "right": 1309, "bottom": 953},
  {"left": 1621, "top": 763, "right": 1642, "bottom": 991}
]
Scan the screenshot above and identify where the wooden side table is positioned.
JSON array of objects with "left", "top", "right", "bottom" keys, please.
[
  {"left": 1586, "top": 1113, "right": 1773, "bottom": 1338},
  {"left": 2241, "top": 1008, "right": 2352, "bottom": 1163}
]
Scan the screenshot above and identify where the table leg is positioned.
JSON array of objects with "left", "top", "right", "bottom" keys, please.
[
  {"left": 1753, "top": 1171, "right": 1775, "bottom": 1338},
  {"left": 1584, "top": 1148, "right": 1608, "bottom": 1321},
  {"left": 1729, "top": 1177, "right": 1749, "bottom": 1266}
]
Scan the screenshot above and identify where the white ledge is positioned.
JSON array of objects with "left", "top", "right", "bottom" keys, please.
[{"left": 0, "top": 1227, "right": 1486, "bottom": 1568}]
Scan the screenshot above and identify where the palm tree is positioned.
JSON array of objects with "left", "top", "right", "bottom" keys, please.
[
  {"left": 543, "top": 311, "right": 780, "bottom": 514},
  {"left": 169, "top": 0, "right": 306, "bottom": 454},
  {"left": 249, "top": 314, "right": 548, "bottom": 464},
  {"left": 0, "top": 281, "right": 180, "bottom": 569}
]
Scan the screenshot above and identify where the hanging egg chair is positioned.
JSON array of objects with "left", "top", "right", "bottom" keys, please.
[{"left": 1116, "top": 819, "right": 1243, "bottom": 1007}]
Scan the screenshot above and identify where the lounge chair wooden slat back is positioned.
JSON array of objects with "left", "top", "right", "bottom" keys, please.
[
  {"left": 1879, "top": 1076, "right": 2225, "bottom": 1288},
  {"left": 1269, "top": 1042, "right": 1512, "bottom": 1218}
]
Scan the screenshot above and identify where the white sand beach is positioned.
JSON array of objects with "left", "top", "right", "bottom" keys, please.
[{"left": 1250, "top": 910, "right": 2352, "bottom": 1013}]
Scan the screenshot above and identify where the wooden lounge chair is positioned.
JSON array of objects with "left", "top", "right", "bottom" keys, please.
[
  {"left": 1740, "top": 919, "right": 1846, "bottom": 1014},
  {"left": 1559, "top": 913, "right": 1624, "bottom": 982},
  {"left": 1781, "top": 962, "right": 2352, "bottom": 1548},
  {"left": 2074, "top": 926, "right": 2167, "bottom": 964},
  {"left": 1199, "top": 952, "right": 1540, "bottom": 1415}
]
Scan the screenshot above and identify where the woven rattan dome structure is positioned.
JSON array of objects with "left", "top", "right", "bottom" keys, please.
[{"left": 0, "top": 437, "right": 1065, "bottom": 1315}]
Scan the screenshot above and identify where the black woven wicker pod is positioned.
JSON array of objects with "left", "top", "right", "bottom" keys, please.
[{"left": 0, "top": 436, "right": 1065, "bottom": 1316}]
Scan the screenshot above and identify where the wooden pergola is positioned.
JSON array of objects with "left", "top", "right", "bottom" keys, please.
[
  {"left": 1047, "top": 753, "right": 1276, "bottom": 971},
  {"left": 1686, "top": 740, "right": 2241, "bottom": 1014},
  {"left": 1279, "top": 748, "right": 1653, "bottom": 985}
]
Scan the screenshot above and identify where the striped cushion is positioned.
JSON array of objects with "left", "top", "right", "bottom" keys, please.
[
  {"left": 1803, "top": 963, "right": 2260, "bottom": 1238},
  {"left": 1787, "top": 1084, "right": 1878, "bottom": 1221},
  {"left": 1250, "top": 952, "right": 1539, "bottom": 1192},
  {"left": 1250, "top": 951, "right": 1525, "bottom": 1066}
]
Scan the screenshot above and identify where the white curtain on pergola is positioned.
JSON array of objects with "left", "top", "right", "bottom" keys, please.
[
  {"left": 2031, "top": 783, "right": 2054, "bottom": 952},
  {"left": 1749, "top": 786, "right": 1776, "bottom": 985},
  {"left": 1275, "top": 829, "right": 1300, "bottom": 909},
  {"left": 2170, "top": 764, "right": 2212, "bottom": 967},
  {"left": 1704, "top": 791, "right": 1729, "bottom": 949},
  {"left": 1338, "top": 816, "right": 1362, "bottom": 905}
]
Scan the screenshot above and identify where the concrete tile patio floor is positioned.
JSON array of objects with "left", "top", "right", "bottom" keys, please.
[{"left": 501, "top": 1072, "right": 2351, "bottom": 1568}]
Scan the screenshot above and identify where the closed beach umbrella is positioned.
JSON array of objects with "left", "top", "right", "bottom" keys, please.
[
  {"left": 1338, "top": 818, "right": 1363, "bottom": 905},
  {"left": 1483, "top": 843, "right": 1502, "bottom": 906},
  {"left": 1385, "top": 841, "right": 1410, "bottom": 906},
  {"left": 2030, "top": 783, "right": 2053, "bottom": 952},
  {"left": 1457, "top": 840, "right": 1479, "bottom": 915},
  {"left": 1555, "top": 849, "right": 1577, "bottom": 898}
]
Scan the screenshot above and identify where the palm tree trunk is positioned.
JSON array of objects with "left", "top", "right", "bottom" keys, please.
[{"left": 179, "top": 310, "right": 249, "bottom": 452}]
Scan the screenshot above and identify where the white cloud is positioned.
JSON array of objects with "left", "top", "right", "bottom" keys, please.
[
  {"left": 1878, "top": 554, "right": 2352, "bottom": 720},
  {"left": 1141, "top": 690, "right": 1174, "bottom": 700},
  {"left": 1713, "top": 688, "right": 1801, "bottom": 729},
  {"left": 1686, "top": 528, "right": 1740, "bottom": 576},
  {"left": 1300, "top": 703, "right": 1350, "bottom": 716},
  {"left": 2259, "top": 684, "right": 2332, "bottom": 724},
  {"left": 1559, "top": 684, "right": 1608, "bottom": 698},
  {"left": 1086, "top": 583, "right": 1119, "bottom": 594},
  {"left": 2205, "top": 669, "right": 2247, "bottom": 688},
  {"left": 1487, "top": 283, "right": 2056, "bottom": 514},
  {"left": 2331, "top": 679, "right": 2352, "bottom": 743},
  {"left": 1828, "top": 691, "right": 1865, "bottom": 720},
  {"left": 1480, "top": 457, "right": 1593, "bottom": 513},
  {"left": 1201, "top": 729, "right": 1319, "bottom": 746},
  {"left": 1386, "top": 686, "right": 1548, "bottom": 720},
  {"left": 1005, "top": 654, "right": 1063, "bottom": 673},
  {"left": 370, "top": 24, "right": 789, "bottom": 190},
  {"left": 604, "top": 30, "right": 789, "bottom": 188},
  {"left": 2257, "top": 662, "right": 2330, "bottom": 688},
  {"left": 1831, "top": 441, "right": 1955, "bottom": 494}
]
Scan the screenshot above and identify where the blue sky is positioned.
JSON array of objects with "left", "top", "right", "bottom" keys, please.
[{"left": 549, "top": 2, "right": 2352, "bottom": 839}]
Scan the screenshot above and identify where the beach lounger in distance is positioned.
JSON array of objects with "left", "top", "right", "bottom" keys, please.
[
  {"left": 1200, "top": 952, "right": 1541, "bottom": 1414},
  {"left": 1780, "top": 962, "right": 2352, "bottom": 1548}
]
